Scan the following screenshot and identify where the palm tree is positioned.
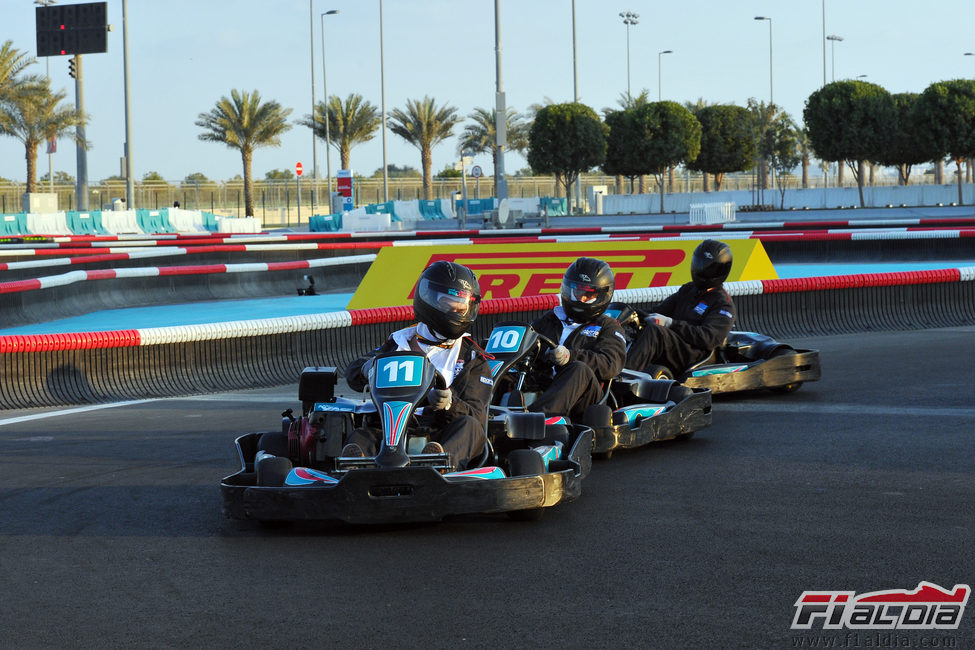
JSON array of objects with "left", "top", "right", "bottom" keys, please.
[
  {"left": 457, "top": 107, "right": 529, "bottom": 196},
  {"left": 196, "top": 89, "right": 292, "bottom": 218},
  {"left": 0, "top": 79, "right": 86, "bottom": 193},
  {"left": 0, "top": 40, "right": 37, "bottom": 100},
  {"left": 299, "top": 93, "right": 380, "bottom": 171},
  {"left": 388, "top": 96, "right": 460, "bottom": 200}
]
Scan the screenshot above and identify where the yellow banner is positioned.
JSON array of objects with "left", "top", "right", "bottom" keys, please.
[{"left": 348, "top": 240, "right": 776, "bottom": 309}]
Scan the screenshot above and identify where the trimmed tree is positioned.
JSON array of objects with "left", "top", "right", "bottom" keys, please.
[
  {"left": 915, "top": 79, "right": 975, "bottom": 204},
  {"left": 527, "top": 102, "right": 607, "bottom": 212},
  {"left": 804, "top": 80, "right": 895, "bottom": 207},
  {"left": 299, "top": 93, "right": 380, "bottom": 172},
  {"left": 196, "top": 89, "right": 292, "bottom": 217},
  {"left": 628, "top": 101, "right": 701, "bottom": 213},
  {"left": 685, "top": 104, "right": 755, "bottom": 191},
  {"left": 876, "top": 92, "right": 940, "bottom": 186}
]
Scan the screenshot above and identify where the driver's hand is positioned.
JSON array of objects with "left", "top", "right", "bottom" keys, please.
[
  {"left": 547, "top": 345, "right": 570, "bottom": 366},
  {"left": 427, "top": 387, "right": 452, "bottom": 411},
  {"left": 646, "top": 313, "right": 673, "bottom": 328},
  {"left": 360, "top": 357, "right": 375, "bottom": 378}
]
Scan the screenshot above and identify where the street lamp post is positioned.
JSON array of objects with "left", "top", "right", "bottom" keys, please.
[
  {"left": 308, "top": 0, "right": 318, "bottom": 212},
  {"left": 34, "top": 0, "right": 56, "bottom": 194},
  {"left": 826, "top": 34, "right": 843, "bottom": 82},
  {"left": 822, "top": 0, "right": 827, "bottom": 86},
  {"left": 657, "top": 50, "right": 672, "bottom": 101},
  {"left": 321, "top": 9, "right": 338, "bottom": 213},
  {"left": 380, "top": 0, "right": 388, "bottom": 202},
  {"left": 754, "top": 16, "right": 773, "bottom": 106},
  {"left": 619, "top": 11, "right": 639, "bottom": 101}
]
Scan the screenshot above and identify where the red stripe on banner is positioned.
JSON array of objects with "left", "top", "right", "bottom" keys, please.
[
  {"left": 0, "top": 279, "right": 43, "bottom": 294},
  {"left": 157, "top": 264, "right": 228, "bottom": 276}
]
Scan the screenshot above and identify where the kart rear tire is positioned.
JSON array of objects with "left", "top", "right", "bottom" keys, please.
[
  {"left": 257, "top": 455, "right": 293, "bottom": 487},
  {"left": 767, "top": 348, "right": 802, "bottom": 393},
  {"left": 506, "top": 449, "right": 546, "bottom": 521},
  {"left": 258, "top": 431, "right": 289, "bottom": 457},
  {"left": 644, "top": 364, "right": 674, "bottom": 381}
]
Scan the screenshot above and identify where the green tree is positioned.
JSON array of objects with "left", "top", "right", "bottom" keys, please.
[
  {"left": 142, "top": 171, "right": 165, "bottom": 182},
  {"left": 299, "top": 93, "right": 380, "bottom": 172},
  {"left": 602, "top": 108, "right": 641, "bottom": 192},
  {"left": 0, "top": 40, "right": 37, "bottom": 101},
  {"left": 195, "top": 89, "right": 292, "bottom": 217},
  {"left": 265, "top": 169, "right": 294, "bottom": 180},
  {"left": 527, "top": 102, "right": 606, "bottom": 210},
  {"left": 0, "top": 78, "right": 86, "bottom": 193},
  {"left": 875, "top": 93, "right": 939, "bottom": 186},
  {"left": 628, "top": 101, "right": 701, "bottom": 213},
  {"left": 685, "top": 104, "right": 755, "bottom": 191},
  {"left": 371, "top": 164, "right": 421, "bottom": 179},
  {"left": 183, "top": 172, "right": 209, "bottom": 184},
  {"left": 768, "top": 118, "right": 803, "bottom": 208},
  {"left": 388, "top": 96, "right": 460, "bottom": 200},
  {"left": 804, "top": 80, "right": 895, "bottom": 207},
  {"left": 457, "top": 106, "right": 530, "bottom": 197},
  {"left": 40, "top": 170, "right": 74, "bottom": 183},
  {"left": 915, "top": 79, "right": 975, "bottom": 204},
  {"left": 435, "top": 165, "right": 462, "bottom": 179}
]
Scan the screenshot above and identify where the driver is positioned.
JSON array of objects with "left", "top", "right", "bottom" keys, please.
[
  {"left": 525, "top": 257, "right": 627, "bottom": 422},
  {"left": 625, "top": 239, "right": 736, "bottom": 375},
  {"left": 342, "top": 261, "right": 492, "bottom": 470}
]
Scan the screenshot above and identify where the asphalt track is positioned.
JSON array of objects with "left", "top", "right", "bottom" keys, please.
[{"left": 1, "top": 326, "right": 973, "bottom": 648}]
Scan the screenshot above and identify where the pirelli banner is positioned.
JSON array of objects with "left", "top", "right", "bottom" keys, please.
[{"left": 348, "top": 240, "right": 777, "bottom": 309}]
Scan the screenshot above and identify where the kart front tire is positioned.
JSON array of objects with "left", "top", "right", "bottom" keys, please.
[
  {"left": 506, "top": 449, "right": 546, "bottom": 521},
  {"left": 257, "top": 455, "right": 293, "bottom": 487},
  {"left": 644, "top": 364, "right": 674, "bottom": 381}
]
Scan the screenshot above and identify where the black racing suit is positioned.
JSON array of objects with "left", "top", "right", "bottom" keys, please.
[
  {"left": 345, "top": 334, "right": 493, "bottom": 470},
  {"left": 526, "top": 311, "right": 628, "bottom": 422},
  {"left": 625, "top": 282, "right": 736, "bottom": 375}
]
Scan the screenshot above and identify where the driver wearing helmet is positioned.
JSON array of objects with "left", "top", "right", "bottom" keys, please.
[
  {"left": 625, "top": 239, "right": 736, "bottom": 375},
  {"left": 343, "top": 261, "right": 492, "bottom": 470},
  {"left": 525, "top": 257, "right": 627, "bottom": 422}
]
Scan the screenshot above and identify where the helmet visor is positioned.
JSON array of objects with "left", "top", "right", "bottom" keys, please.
[
  {"left": 563, "top": 280, "right": 600, "bottom": 304},
  {"left": 418, "top": 279, "right": 479, "bottom": 319}
]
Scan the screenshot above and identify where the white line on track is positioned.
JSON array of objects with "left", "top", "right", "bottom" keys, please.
[
  {"left": 0, "top": 400, "right": 154, "bottom": 427},
  {"left": 717, "top": 402, "right": 975, "bottom": 418}
]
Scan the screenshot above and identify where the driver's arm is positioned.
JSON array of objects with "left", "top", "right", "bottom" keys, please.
[
  {"left": 344, "top": 339, "right": 397, "bottom": 392},
  {"left": 570, "top": 318, "right": 627, "bottom": 381},
  {"left": 440, "top": 354, "right": 492, "bottom": 422}
]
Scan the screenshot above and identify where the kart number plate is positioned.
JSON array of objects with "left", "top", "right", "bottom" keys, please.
[
  {"left": 375, "top": 355, "right": 424, "bottom": 388},
  {"left": 486, "top": 326, "right": 526, "bottom": 353}
]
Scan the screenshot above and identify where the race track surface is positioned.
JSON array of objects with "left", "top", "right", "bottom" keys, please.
[{"left": 1, "top": 327, "right": 973, "bottom": 648}]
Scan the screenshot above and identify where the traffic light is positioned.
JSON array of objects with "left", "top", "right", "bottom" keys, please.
[
  {"left": 68, "top": 55, "right": 77, "bottom": 79},
  {"left": 36, "top": 2, "right": 108, "bottom": 57}
]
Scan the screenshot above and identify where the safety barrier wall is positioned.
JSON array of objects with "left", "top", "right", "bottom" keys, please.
[{"left": 1, "top": 268, "right": 973, "bottom": 409}]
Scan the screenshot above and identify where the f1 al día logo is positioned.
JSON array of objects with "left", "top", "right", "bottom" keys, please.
[{"left": 792, "top": 582, "right": 970, "bottom": 630}]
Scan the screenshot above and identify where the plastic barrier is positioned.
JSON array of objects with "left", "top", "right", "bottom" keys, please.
[
  {"left": 343, "top": 210, "right": 390, "bottom": 231},
  {"left": 214, "top": 216, "right": 262, "bottom": 233},
  {"left": 167, "top": 208, "right": 208, "bottom": 234},
  {"left": 26, "top": 211, "right": 71, "bottom": 235},
  {"left": 393, "top": 200, "right": 423, "bottom": 222},
  {"left": 100, "top": 209, "right": 144, "bottom": 234},
  {"left": 539, "top": 197, "right": 567, "bottom": 216},
  {"left": 309, "top": 213, "right": 343, "bottom": 232}
]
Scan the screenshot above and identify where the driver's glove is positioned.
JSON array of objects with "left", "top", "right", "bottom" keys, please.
[
  {"left": 646, "top": 313, "right": 673, "bottom": 328},
  {"left": 360, "top": 357, "right": 375, "bottom": 379},
  {"left": 427, "top": 387, "right": 452, "bottom": 411},
  {"left": 547, "top": 345, "right": 570, "bottom": 366}
]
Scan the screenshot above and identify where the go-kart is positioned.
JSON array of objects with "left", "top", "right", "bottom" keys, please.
[
  {"left": 220, "top": 349, "right": 592, "bottom": 525},
  {"left": 485, "top": 321, "right": 712, "bottom": 459},
  {"left": 605, "top": 302, "right": 821, "bottom": 395}
]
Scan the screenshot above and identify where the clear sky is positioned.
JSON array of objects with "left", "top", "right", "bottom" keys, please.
[{"left": 2, "top": 0, "right": 975, "bottom": 185}]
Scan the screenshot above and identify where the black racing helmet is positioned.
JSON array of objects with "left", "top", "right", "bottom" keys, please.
[
  {"left": 560, "top": 257, "right": 615, "bottom": 323},
  {"left": 413, "top": 261, "right": 481, "bottom": 339},
  {"left": 690, "top": 239, "right": 733, "bottom": 290}
]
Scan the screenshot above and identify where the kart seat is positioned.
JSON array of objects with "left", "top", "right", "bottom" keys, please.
[{"left": 615, "top": 373, "right": 676, "bottom": 404}]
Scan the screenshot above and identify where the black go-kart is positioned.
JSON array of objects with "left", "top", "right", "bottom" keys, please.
[
  {"left": 605, "top": 302, "right": 822, "bottom": 396},
  {"left": 485, "top": 321, "right": 712, "bottom": 460},
  {"left": 220, "top": 349, "right": 592, "bottom": 525}
]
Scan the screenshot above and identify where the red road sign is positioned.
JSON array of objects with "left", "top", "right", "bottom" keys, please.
[{"left": 295, "top": 162, "right": 303, "bottom": 177}]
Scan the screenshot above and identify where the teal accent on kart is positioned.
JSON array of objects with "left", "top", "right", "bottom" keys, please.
[
  {"left": 443, "top": 466, "right": 507, "bottom": 480},
  {"left": 486, "top": 325, "right": 527, "bottom": 353},
  {"left": 533, "top": 444, "right": 562, "bottom": 471},
  {"left": 382, "top": 401, "right": 413, "bottom": 447},
  {"left": 312, "top": 401, "right": 355, "bottom": 412},
  {"left": 615, "top": 404, "right": 667, "bottom": 426},
  {"left": 285, "top": 467, "right": 340, "bottom": 486},
  {"left": 544, "top": 416, "right": 568, "bottom": 425},
  {"left": 690, "top": 364, "right": 749, "bottom": 377},
  {"left": 487, "top": 359, "right": 506, "bottom": 377}
]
